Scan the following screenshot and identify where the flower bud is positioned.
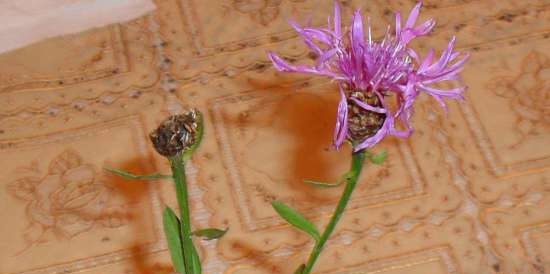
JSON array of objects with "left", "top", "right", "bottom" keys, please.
[{"left": 149, "top": 109, "right": 200, "bottom": 157}]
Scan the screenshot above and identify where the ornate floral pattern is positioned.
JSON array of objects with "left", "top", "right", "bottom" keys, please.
[
  {"left": 492, "top": 51, "right": 550, "bottom": 145},
  {"left": 7, "top": 150, "right": 128, "bottom": 249}
]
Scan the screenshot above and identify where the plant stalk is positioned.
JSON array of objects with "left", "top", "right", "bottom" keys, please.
[
  {"left": 169, "top": 155, "right": 198, "bottom": 274},
  {"left": 301, "top": 152, "right": 366, "bottom": 274}
]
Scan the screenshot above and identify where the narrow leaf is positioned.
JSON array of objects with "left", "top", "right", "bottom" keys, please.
[
  {"left": 303, "top": 171, "right": 352, "bottom": 188},
  {"left": 303, "top": 179, "right": 343, "bottom": 188},
  {"left": 189, "top": 245, "right": 201, "bottom": 274},
  {"left": 105, "top": 167, "right": 171, "bottom": 180},
  {"left": 192, "top": 228, "right": 227, "bottom": 240},
  {"left": 293, "top": 264, "right": 305, "bottom": 274},
  {"left": 271, "top": 201, "right": 320, "bottom": 242},
  {"left": 162, "top": 207, "right": 187, "bottom": 274},
  {"left": 368, "top": 150, "right": 387, "bottom": 165}
]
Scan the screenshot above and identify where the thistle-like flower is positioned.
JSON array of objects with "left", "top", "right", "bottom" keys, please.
[
  {"left": 149, "top": 109, "right": 200, "bottom": 157},
  {"left": 268, "top": 2, "right": 468, "bottom": 151}
]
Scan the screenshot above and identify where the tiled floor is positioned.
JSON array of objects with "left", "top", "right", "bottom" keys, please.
[{"left": 0, "top": 1, "right": 549, "bottom": 273}]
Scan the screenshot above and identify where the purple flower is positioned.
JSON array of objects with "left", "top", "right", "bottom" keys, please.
[{"left": 268, "top": 2, "right": 468, "bottom": 151}]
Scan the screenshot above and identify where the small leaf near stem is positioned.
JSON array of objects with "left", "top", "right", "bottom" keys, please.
[
  {"left": 192, "top": 228, "right": 228, "bottom": 240},
  {"left": 105, "top": 167, "right": 171, "bottom": 180},
  {"left": 364, "top": 149, "right": 387, "bottom": 165},
  {"left": 303, "top": 171, "right": 352, "bottom": 188},
  {"left": 303, "top": 179, "right": 343, "bottom": 188},
  {"left": 163, "top": 207, "right": 187, "bottom": 274},
  {"left": 271, "top": 201, "right": 321, "bottom": 242}
]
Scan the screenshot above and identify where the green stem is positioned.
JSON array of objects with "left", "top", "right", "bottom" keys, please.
[
  {"left": 302, "top": 152, "right": 366, "bottom": 274},
  {"left": 169, "top": 155, "right": 198, "bottom": 274}
]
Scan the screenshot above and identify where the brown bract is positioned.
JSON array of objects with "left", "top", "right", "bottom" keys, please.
[{"left": 347, "top": 91, "right": 386, "bottom": 143}]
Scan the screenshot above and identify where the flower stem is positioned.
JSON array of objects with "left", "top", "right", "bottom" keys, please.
[
  {"left": 302, "top": 152, "right": 366, "bottom": 274},
  {"left": 169, "top": 155, "right": 200, "bottom": 274}
]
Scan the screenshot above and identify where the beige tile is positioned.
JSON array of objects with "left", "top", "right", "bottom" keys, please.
[{"left": 1, "top": 1, "right": 549, "bottom": 273}]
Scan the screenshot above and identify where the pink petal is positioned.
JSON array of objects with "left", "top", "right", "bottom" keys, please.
[
  {"left": 268, "top": 52, "right": 345, "bottom": 79},
  {"left": 351, "top": 10, "right": 365, "bottom": 55},
  {"left": 353, "top": 125, "right": 388, "bottom": 151},
  {"left": 289, "top": 21, "right": 323, "bottom": 55},
  {"left": 333, "top": 87, "right": 349, "bottom": 149},
  {"left": 405, "top": 2, "right": 422, "bottom": 29},
  {"left": 334, "top": 1, "right": 342, "bottom": 37},
  {"left": 418, "top": 49, "right": 435, "bottom": 73},
  {"left": 415, "top": 19, "right": 435, "bottom": 35},
  {"left": 427, "top": 37, "right": 456, "bottom": 72},
  {"left": 395, "top": 12, "right": 402, "bottom": 37},
  {"left": 407, "top": 48, "right": 421, "bottom": 63},
  {"left": 302, "top": 28, "right": 333, "bottom": 45},
  {"left": 419, "top": 84, "right": 465, "bottom": 100},
  {"left": 316, "top": 48, "right": 338, "bottom": 69},
  {"left": 349, "top": 97, "right": 387, "bottom": 113}
]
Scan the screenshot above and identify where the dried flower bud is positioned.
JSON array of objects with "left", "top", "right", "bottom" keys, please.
[
  {"left": 347, "top": 91, "right": 386, "bottom": 143},
  {"left": 149, "top": 110, "right": 200, "bottom": 157}
]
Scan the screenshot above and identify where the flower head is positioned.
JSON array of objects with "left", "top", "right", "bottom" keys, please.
[
  {"left": 268, "top": 2, "right": 468, "bottom": 151},
  {"left": 150, "top": 109, "right": 201, "bottom": 157}
]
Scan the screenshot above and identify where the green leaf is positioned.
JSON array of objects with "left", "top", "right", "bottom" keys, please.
[
  {"left": 303, "top": 171, "right": 352, "bottom": 188},
  {"left": 367, "top": 150, "right": 387, "bottom": 165},
  {"left": 105, "top": 167, "right": 171, "bottom": 180},
  {"left": 183, "top": 110, "right": 204, "bottom": 162},
  {"left": 192, "top": 228, "right": 227, "bottom": 240},
  {"left": 303, "top": 179, "right": 343, "bottom": 188},
  {"left": 189, "top": 245, "right": 201, "bottom": 274},
  {"left": 271, "top": 201, "right": 320, "bottom": 242},
  {"left": 162, "top": 207, "right": 187, "bottom": 274},
  {"left": 293, "top": 264, "right": 305, "bottom": 274}
]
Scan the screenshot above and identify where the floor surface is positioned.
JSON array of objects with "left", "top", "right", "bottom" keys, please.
[{"left": 0, "top": 1, "right": 549, "bottom": 273}]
